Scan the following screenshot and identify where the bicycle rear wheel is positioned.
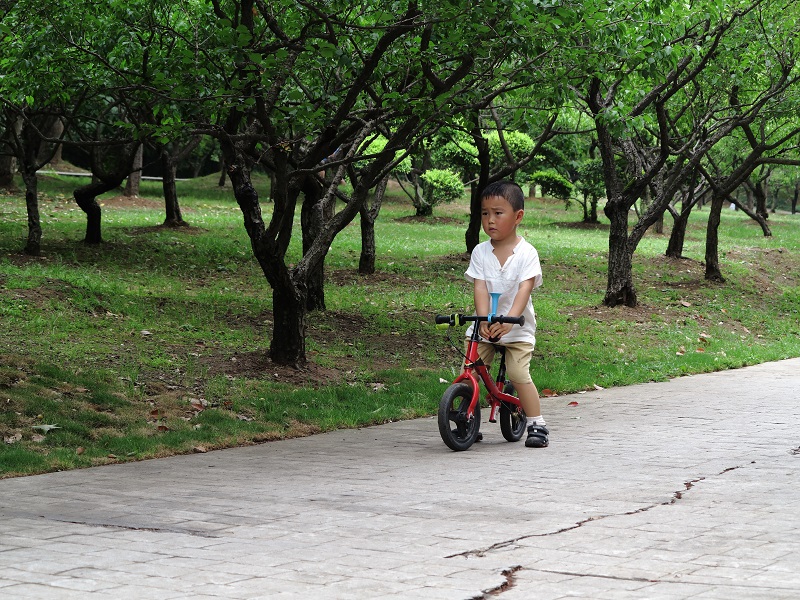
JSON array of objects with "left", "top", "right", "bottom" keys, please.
[
  {"left": 499, "top": 382, "right": 527, "bottom": 442},
  {"left": 438, "top": 383, "right": 481, "bottom": 451}
]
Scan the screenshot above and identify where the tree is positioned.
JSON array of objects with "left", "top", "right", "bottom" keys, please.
[
  {"left": 354, "top": 135, "right": 411, "bottom": 274},
  {"left": 202, "top": 1, "right": 551, "bottom": 366},
  {"left": 577, "top": 0, "right": 800, "bottom": 306},
  {"left": 575, "top": 159, "right": 605, "bottom": 223}
]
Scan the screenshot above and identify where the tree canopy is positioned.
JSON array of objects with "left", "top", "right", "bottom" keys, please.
[{"left": 3, "top": 0, "right": 800, "bottom": 362}]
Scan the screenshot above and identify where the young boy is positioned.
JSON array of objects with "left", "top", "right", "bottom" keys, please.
[{"left": 465, "top": 180, "right": 548, "bottom": 448}]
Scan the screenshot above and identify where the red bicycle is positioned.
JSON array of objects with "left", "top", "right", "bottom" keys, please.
[{"left": 434, "top": 312, "right": 528, "bottom": 451}]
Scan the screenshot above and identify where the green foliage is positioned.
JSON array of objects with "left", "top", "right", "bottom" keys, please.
[
  {"left": 530, "top": 169, "right": 574, "bottom": 200},
  {"left": 430, "top": 128, "right": 479, "bottom": 174},
  {"left": 360, "top": 136, "right": 411, "bottom": 175},
  {"left": 487, "top": 130, "right": 536, "bottom": 170},
  {"left": 420, "top": 169, "right": 465, "bottom": 206},
  {"left": 575, "top": 160, "right": 606, "bottom": 199}
]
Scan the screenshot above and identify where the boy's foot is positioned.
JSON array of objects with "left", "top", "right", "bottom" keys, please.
[{"left": 525, "top": 423, "right": 549, "bottom": 448}]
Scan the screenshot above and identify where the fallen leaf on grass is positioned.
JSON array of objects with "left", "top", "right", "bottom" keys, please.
[
  {"left": 540, "top": 388, "right": 557, "bottom": 397},
  {"left": 31, "top": 434, "right": 45, "bottom": 443},
  {"left": 189, "top": 398, "right": 207, "bottom": 412},
  {"left": 3, "top": 433, "right": 22, "bottom": 444},
  {"left": 76, "top": 447, "right": 85, "bottom": 455}
]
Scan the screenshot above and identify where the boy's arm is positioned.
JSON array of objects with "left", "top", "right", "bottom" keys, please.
[
  {"left": 486, "top": 277, "right": 535, "bottom": 340},
  {"left": 473, "top": 279, "right": 491, "bottom": 338},
  {"left": 507, "top": 277, "right": 536, "bottom": 318},
  {"left": 473, "top": 279, "right": 490, "bottom": 315}
]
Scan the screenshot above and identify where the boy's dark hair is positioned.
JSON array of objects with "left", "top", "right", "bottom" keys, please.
[{"left": 481, "top": 180, "right": 525, "bottom": 211}]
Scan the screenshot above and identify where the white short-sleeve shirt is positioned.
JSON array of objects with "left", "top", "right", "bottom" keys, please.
[{"left": 464, "top": 238, "right": 542, "bottom": 344}]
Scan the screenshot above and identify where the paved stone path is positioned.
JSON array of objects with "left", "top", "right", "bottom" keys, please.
[{"left": 1, "top": 358, "right": 799, "bottom": 599}]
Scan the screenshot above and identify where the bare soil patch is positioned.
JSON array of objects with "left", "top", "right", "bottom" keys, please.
[
  {"left": 393, "top": 215, "right": 463, "bottom": 226},
  {"left": 100, "top": 195, "right": 165, "bottom": 210},
  {"left": 551, "top": 220, "right": 610, "bottom": 230}
]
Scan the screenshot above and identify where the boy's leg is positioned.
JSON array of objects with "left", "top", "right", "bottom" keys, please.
[
  {"left": 505, "top": 343, "right": 549, "bottom": 448},
  {"left": 514, "top": 381, "right": 541, "bottom": 420}
]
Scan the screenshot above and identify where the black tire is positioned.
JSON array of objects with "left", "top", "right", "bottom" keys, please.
[
  {"left": 438, "top": 383, "right": 481, "bottom": 451},
  {"left": 499, "top": 382, "right": 527, "bottom": 442}
]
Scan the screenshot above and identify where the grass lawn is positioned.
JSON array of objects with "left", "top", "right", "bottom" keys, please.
[{"left": 1, "top": 171, "right": 799, "bottom": 476}]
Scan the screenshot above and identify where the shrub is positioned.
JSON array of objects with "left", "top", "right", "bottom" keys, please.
[
  {"left": 420, "top": 169, "right": 464, "bottom": 206},
  {"left": 530, "top": 169, "right": 574, "bottom": 201}
]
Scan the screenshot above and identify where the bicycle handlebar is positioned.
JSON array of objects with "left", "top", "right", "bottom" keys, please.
[{"left": 435, "top": 313, "right": 525, "bottom": 328}]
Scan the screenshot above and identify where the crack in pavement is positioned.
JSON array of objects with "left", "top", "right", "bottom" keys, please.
[
  {"left": 0, "top": 511, "right": 224, "bottom": 538},
  {"left": 530, "top": 568, "right": 795, "bottom": 590},
  {"left": 49, "top": 517, "right": 223, "bottom": 538},
  {"left": 482, "top": 565, "right": 522, "bottom": 597},
  {"left": 446, "top": 465, "right": 744, "bottom": 559}
]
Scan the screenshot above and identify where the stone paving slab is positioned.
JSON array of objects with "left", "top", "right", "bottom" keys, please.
[{"left": 1, "top": 358, "right": 799, "bottom": 599}]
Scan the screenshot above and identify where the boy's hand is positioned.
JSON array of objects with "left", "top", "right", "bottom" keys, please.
[{"left": 481, "top": 321, "right": 513, "bottom": 341}]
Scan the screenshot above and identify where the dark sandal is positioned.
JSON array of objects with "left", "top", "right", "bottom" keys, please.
[{"left": 525, "top": 424, "right": 549, "bottom": 448}]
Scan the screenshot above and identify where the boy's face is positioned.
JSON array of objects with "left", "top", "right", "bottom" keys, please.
[{"left": 481, "top": 195, "right": 523, "bottom": 243}]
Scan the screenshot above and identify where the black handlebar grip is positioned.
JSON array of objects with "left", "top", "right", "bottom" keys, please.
[
  {"left": 491, "top": 314, "right": 525, "bottom": 326},
  {"left": 435, "top": 315, "right": 452, "bottom": 325}
]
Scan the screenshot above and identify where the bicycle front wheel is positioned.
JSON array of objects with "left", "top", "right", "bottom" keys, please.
[
  {"left": 499, "top": 382, "right": 527, "bottom": 442},
  {"left": 438, "top": 383, "right": 481, "bottom": 451}
]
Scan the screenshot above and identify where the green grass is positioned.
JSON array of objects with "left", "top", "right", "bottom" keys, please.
[{"left": 1, "top": 171, "right": 799, "bottom": 476}]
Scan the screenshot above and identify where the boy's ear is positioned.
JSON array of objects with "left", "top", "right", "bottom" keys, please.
[{"left": 515, "top": 209, "right": 524, "bottom": 224}]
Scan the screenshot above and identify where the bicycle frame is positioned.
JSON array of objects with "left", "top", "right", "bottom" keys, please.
[{"left": 451, "top": 317, "right": 523, "bottom": 422}]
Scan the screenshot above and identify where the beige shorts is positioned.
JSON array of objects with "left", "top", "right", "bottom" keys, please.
[{"left": 464, "top": 340, "right": 534, "bottom": 385}]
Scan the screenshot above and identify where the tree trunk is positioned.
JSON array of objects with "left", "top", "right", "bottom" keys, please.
[
  {"left": 603, "top": 200, "right": 637, "bottom": 307},
  {"left": 588, "top": 197, "right": 599, "bottom": 223},
  {"left": 793, "top": 180, "right": 799, "bottom": 214},
  {"left": 227, "top": 161, "right": 307, "bottom": 367},
  {"left": 730, "top": 197, "right": 772, "bottom": 236},
  {"left": 21, "top": 170, "right": 41, "bottom": 256},
  {"left": 41, "top": 119, "right": 64, "bottom": 166},
  {"left": 218, "top": 156, "right": 227, "bottom": 187},
  {"left": 0, "top": 153, "right": 14, "bottom": 189},
  {"left": 744, "top": 185, "right": 755, "bottom": 212},
  {"left": 665, "top": 211, "right": 688, "bottom": 258},
  {"left": 124, "top": 144, "right": 143, "bottom": 197},
  {"left": 300, "top": 176, "right": 328, "bottom": 312},
  {"left": 358, "top": 177, "right": 388, "bottom": 274},
  {"left": 0, "top": 118, "right": 22, "bottom": 191},
  {"left": 415, "top": 203, "right": 433, "bottom": 217},
  {"left": 271, "top": 282, "right": 308, "bottom": 366},
  {"left": 753, "top": 182, "right": 768, "bottom": 221},
  {"left": 161, "top": 152, "right": 187, "bottom": 227},
  {"left": 74, "top": 178, "right": 121, "bottom": 244},
  {"left": 653, "top": 210, "right": 663, "bottom": 234},
  {"left": 704, "top": 193, "right": 725, "bottom": 282},
  {"left": 359, "top": 202, "right": 376, "bottom": 274},
  {"left": 463, "top": 117, "right": 491, "bottom": 252}
]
